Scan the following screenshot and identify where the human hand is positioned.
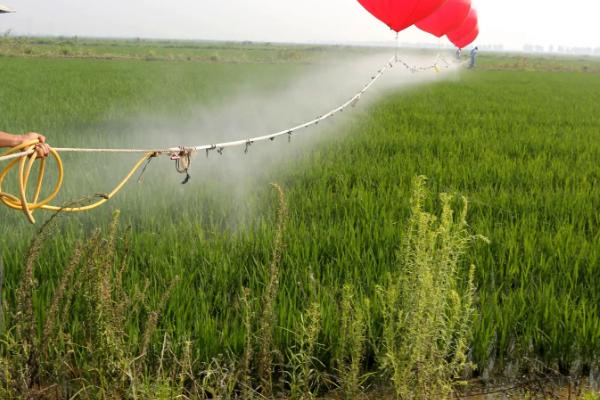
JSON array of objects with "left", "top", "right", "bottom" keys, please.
[{"left": 18, "top": 132, "right": 50, "bottom": 158}]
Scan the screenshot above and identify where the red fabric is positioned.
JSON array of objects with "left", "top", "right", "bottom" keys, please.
[
  {"left": 357, "top": 0, "right": 448, "bottom": 33},
  {"left": 415, "top": 0, "right": 471, "bottom": 38},
  {"left": 446, "top": 8, "right": 478, "bottom": 47}
]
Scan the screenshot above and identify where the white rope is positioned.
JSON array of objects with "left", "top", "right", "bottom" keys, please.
[{"left": 0, "top": 56, "right": 448, "bottom": 163}]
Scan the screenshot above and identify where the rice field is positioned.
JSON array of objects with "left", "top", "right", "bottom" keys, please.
[{"left": 1, "top": 39, "right": 600, "bottom": 397}]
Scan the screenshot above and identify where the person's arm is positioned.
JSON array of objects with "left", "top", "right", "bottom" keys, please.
[
  {"left": 0, "top": 131, "right": 21, "bottom": 148},
  {"left": 0, "top": 131, "right": 50, "bottom": 157}
]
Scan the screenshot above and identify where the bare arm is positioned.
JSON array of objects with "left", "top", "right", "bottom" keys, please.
[
  {"left": 0, "top": 131, "right": 21, "bottom": 148},
  {"left": 0, "top": 131, "right": 50, "bottom": 157}
]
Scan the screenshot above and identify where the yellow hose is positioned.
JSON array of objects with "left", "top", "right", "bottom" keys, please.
[{"left": 0, "top": 140, "right": 154, "bottom": 224}]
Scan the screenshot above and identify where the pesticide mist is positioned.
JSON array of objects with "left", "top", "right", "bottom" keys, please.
[{"left": 57, "top": 50, "right": 461, "bottom": 217}]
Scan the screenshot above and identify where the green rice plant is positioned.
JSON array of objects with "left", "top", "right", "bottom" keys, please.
[
  {"left": 139, "top": 275, "right": 180, "bottom": 362},
  {"left": 377, "top": 176, "right": 480, "bottom": 399},
  {"left": 1, "top": 43, "right": 600, "bottom": 391}
]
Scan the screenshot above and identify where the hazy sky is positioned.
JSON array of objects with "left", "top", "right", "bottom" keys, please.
[{"left": 1, "top": 0, "right": 599, "bottom": 51}]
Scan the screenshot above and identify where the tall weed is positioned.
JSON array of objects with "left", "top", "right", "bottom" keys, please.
[{"left": 377, "top": 176, "right": 482, "bottom": 399}]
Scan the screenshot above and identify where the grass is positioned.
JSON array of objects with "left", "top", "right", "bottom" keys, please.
[
  {"left": 1, "top": 178, "right": 479, "bottom": 398},
  {"left": 477, "top": 51, "right": 600, "bottom": 72},
  {"left": 0, "top": 36, "right": 380, "bottom": 63},
  {"left": 1, "top": 39, "right": 600, "bottom": 396}
]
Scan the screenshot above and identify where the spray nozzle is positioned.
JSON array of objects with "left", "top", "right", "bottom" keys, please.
[{"left": 244, "top": 140, "right": 253, "bottom": 154}]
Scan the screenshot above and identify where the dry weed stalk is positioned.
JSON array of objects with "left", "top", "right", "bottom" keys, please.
[
  {"left": 337, "top": 284, "right": 367, "bottom": 399},
  {"left": 257, "top": 183, "right": 288, "bottom": 396}
]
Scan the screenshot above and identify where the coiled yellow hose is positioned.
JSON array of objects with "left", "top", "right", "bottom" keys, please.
[{"left": 0, "top": 140, "right": 154, "bottom": 224}]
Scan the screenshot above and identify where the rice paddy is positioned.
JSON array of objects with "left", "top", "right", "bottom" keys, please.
[{"left": 1, "top": 38, "right": 600, "bottom": 397}]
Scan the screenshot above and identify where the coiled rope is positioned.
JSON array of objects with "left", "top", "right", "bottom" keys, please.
[{"left": 0, "top": 55, "right": 449, "bottom": 224}]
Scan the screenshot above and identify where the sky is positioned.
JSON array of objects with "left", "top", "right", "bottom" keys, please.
[{"left": 1, "top": 0, "right": 599, "bottom": 52}]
